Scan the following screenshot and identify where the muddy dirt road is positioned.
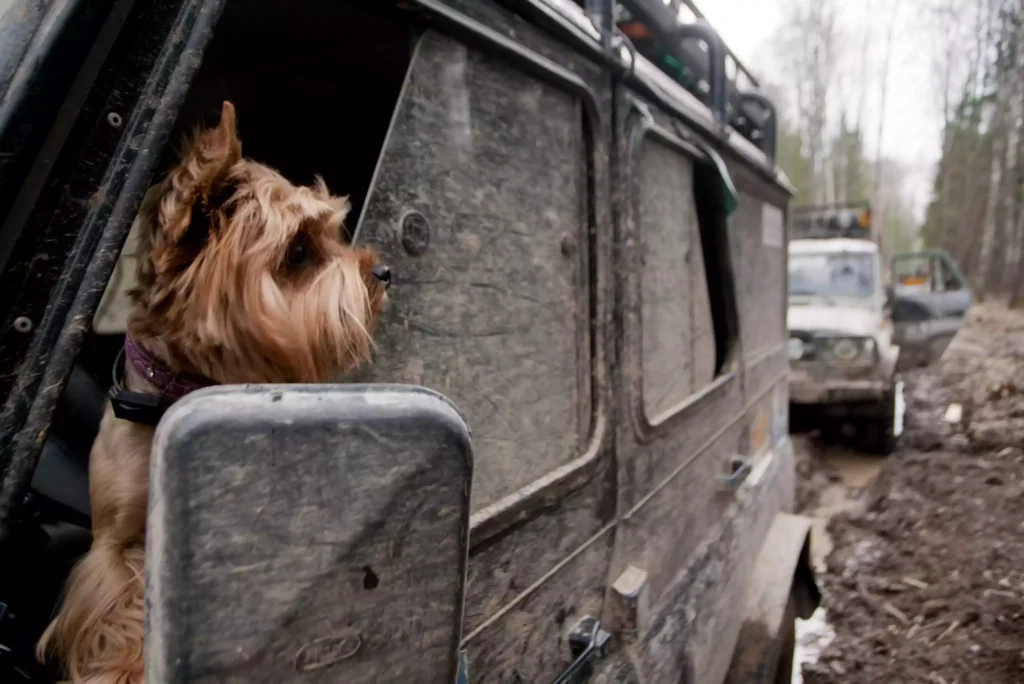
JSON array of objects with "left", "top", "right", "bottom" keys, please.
[{"left": 794, "top": 303, "right": 1024, "bottom": 684}]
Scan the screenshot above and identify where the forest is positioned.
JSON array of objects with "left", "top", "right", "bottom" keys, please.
[{"left": 762, "top": 0, "right": 1024, "bottom": 303}]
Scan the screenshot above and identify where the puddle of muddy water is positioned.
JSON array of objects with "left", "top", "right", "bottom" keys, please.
[
  {"left": 793, "top": 444, "right": 883, "bottom": 680},
  {"left": 822, "top": 449, "right": 884, "bottom": 489},
  {"left": 805, "top": 448, "right": 884, "bottom": 566}
]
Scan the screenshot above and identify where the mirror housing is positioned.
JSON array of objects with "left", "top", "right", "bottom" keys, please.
[{"left": 147, "top": 385, "right": 473, "bottom": 684}]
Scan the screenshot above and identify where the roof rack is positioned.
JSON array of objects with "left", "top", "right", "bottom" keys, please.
[
  {"left": 676, "top": 1, "right": 761, "bottom": 88},
  {"left": 614, "top": 0, "right": 777, "bottom": 161},
  {"left": 792, "top": 202, "right": 873, "bottom": 241}
]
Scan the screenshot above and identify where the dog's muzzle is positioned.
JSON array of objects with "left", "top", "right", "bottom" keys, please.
[{"left": 372, "top": 264, "right": 391, "bottom": 289}]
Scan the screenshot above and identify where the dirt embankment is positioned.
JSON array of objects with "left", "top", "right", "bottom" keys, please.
[{"left": 800, "top": 303, "right": 1024, "bottom": 684}]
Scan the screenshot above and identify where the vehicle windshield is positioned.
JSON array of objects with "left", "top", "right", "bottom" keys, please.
[{"left": 788, "top": 251, "right": 876, "bottom": 303}]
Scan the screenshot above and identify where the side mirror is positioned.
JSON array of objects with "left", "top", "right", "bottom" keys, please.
[
  {"left": 884, "top": 284, "right": 895, "bottom": 307},
  {"left": 147, "top": 385, "right": 473, "bottom": 683}
]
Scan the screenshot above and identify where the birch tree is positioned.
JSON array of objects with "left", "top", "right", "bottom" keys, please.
[
  {"left": 777, "top": 0, "right": 841, "bottom": 204},
  {"left": 923, "top": 0, "right": 1024, "bottom": 302},
  {"left": 977, "top": 3, "right": 1012, "bottom": 295},
  {"left": 870, "top": 3, "right": 900, "bottom": 243}
]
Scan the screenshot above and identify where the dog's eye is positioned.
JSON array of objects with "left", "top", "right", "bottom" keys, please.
[{"left": 286, "top": 238, "right": 310, "bottom": 267}]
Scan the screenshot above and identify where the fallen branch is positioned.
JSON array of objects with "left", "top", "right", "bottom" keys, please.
[
  {"left": 883, "top": 601, "right": 911, "bottom": 625},
  {"left": 902, "top": 576, "right": 930, "bottom": 589},
  {"left": 933, "top": 620, "right": 959, "bottom": 644}
]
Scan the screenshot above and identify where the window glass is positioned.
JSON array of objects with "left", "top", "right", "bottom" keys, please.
[
  {"left": 933, "top": 256, "right": 962, "bottom": 292},
  {"left": 732, "top": 198, "right": 786, "bottom": 355},
  {"left": 789, "top": 252, "right": 877, "bottom": 302},
  {"left": 354, "top": 34, "right": 589, "bottom": 511},
  {"left": 639, "top": 139, "right": 717, "bottom": 420}
]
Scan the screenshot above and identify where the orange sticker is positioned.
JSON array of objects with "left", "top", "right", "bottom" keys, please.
[{"left": 749, "top": 411, "right": 769, "bottom": 454}]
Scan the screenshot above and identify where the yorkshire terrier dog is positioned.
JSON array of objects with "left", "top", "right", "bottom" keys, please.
[{"left": 37, "top": 101, "right": 389, "bottom": 684}]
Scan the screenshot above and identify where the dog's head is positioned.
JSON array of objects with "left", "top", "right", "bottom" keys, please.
[{"left": 130, "top": 101, "right": 388, "bottom": 383}]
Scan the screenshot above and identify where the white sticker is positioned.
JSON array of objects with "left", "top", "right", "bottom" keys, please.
[{"left": 762, "top": 204, "right": 784, "bottom": 247}]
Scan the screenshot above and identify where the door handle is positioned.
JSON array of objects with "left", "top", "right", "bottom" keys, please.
[
  {"left": 552, "top": 617, "right": 611, "bottom": 684},
  {"left": 458, "top": 619, "right": 611, "bottom": 684},
  {"left": 718, "top": 457, "right": 752, "bottom": 492}
]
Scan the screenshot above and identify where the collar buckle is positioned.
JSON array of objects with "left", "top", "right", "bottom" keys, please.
[
  {"left": 110, "top": 343, "right": 171, "bottom": 426},
  {"left": 109, "top": 387, "right": 168, "bottom": 426}
]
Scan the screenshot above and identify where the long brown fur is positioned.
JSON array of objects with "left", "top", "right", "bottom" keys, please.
[{"left": 37, "top": 101, "right": 387, "bottom": 684}]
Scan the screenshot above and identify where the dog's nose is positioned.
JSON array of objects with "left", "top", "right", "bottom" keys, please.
[{"left": 372, "top": 264, "right": 391, "bottom": 289}]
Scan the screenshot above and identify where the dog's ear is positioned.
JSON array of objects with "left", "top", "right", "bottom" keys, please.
[
  {"left": 312, "top": 174, "right": 352, "bottom": 239},
  {"left": 158, "top": 101, "right": 242, "bottom": 248},
  {"left": 312, "top": 175, "right": 351, "bottom": 217}
]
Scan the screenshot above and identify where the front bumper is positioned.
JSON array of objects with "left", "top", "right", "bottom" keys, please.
[{"left": 789, "top": 363, "right": 888, "bottom": 405}]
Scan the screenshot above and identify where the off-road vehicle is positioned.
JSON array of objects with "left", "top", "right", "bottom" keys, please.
[
  {"left": 1, "top": 1, "right": 818, "bottom": 681},
  {"left": 787, "top": 203, "right": 970, "bottom": 453}
]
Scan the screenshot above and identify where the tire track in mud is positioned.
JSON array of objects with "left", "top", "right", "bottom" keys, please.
[{"left": 793, "top": 303, "right": 1024, "bottom": 684}]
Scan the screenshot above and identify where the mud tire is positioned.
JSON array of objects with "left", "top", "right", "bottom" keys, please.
[{"left": 860, "top": 389, "right": 898, "bottom": 456}]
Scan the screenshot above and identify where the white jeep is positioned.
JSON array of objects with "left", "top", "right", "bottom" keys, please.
[{"left": 786, "top": 208, "right": 970, "bottom": 453}]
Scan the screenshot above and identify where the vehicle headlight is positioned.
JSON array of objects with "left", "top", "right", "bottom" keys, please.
[
  {"left": 787, "top": 337, "right": 806, "bottom": 361},
  {"left": 827, "top": 337, "right": 873, "bottom": 362}
]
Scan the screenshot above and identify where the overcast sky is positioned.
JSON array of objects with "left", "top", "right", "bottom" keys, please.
[{"left": 701, "top": 0, "right": 943, "bottom": 220}]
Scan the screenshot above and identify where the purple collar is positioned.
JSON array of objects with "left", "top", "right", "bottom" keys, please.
[
  {"left": 123, "top": 334, "right": 214, "bottom": 402},
  {"left": 110, "top": 335, "right": 215, "bottom": 425}
]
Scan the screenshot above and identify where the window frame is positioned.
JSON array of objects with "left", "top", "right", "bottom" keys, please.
[
  {"left": 621, "top": 104, "right": 740, "bottom": 443},
  {"left": 0, "top": 0, "right": 223, "bottom": 526},
  {"left": 393, "top": 5, "right": 611, "bottom": 547}
]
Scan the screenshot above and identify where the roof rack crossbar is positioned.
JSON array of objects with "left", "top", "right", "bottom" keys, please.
[{"left": 677, "top": 0, "right": 760, "bottom": 88}]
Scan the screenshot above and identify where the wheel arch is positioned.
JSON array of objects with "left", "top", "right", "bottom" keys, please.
[{"left": 722, "top": 512, "right": 821, "bottom": 684}]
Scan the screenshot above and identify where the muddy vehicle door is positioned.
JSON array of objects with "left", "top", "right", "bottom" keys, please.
[
  {"left": 0, "top": 1, "right": 818, "bottom": 683},
  {"left": 890, "top": 249, "right": 972, "bottom": 367},
  {"left": 610, "top": 2, "right": 822, "bottom": 683}
]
